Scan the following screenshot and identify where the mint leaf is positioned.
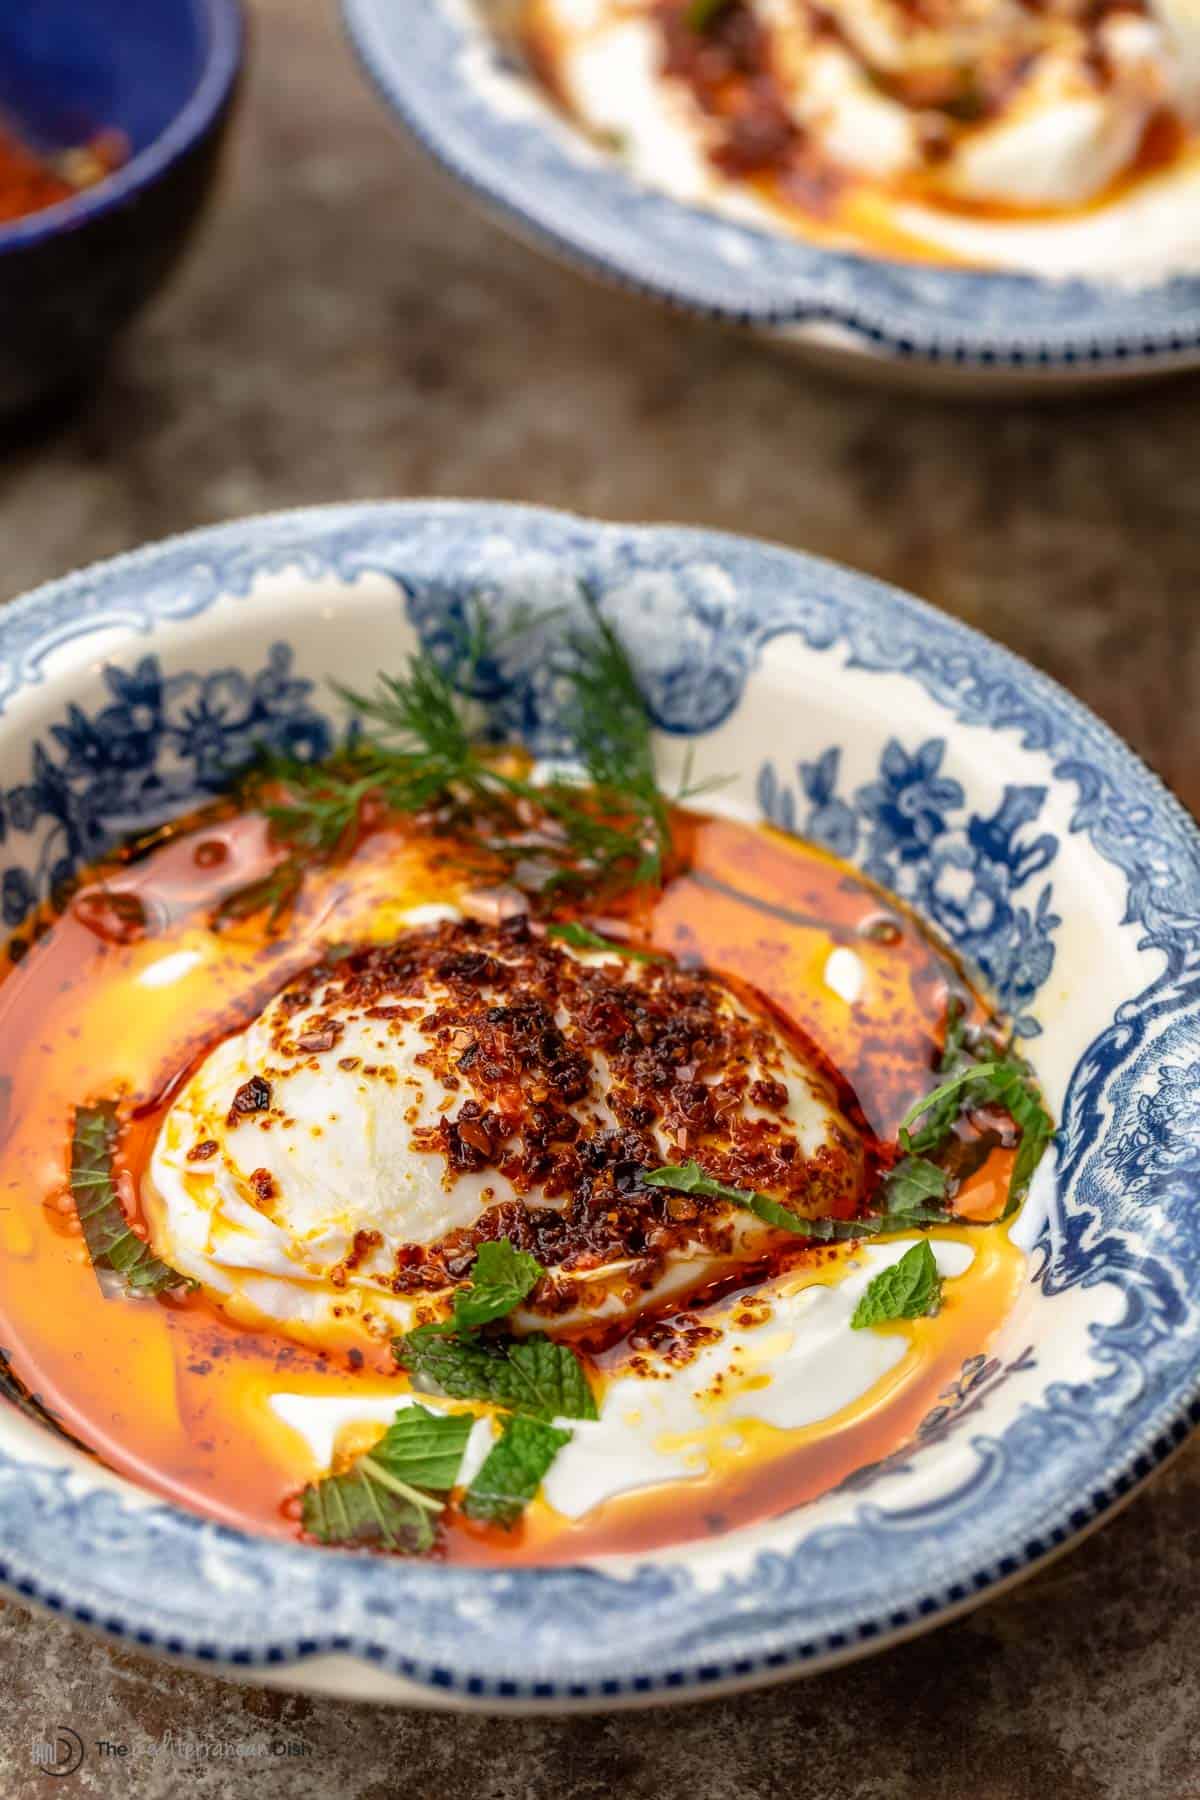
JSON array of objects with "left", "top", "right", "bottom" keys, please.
[
  {"left": 896, "top": 1023, "right": 1054, "bottom": 1217},
  {"left": 451, "top": 1238, "right": 543, "bottom": 1330},
  {"left": 642, "top": 1160, "right": 739, "bottom": 1201},
  {"left": 851, "top": 1240, "right": 942, "bottom": 1330},
  {"left": 642, "top": 1161, "right": 881, "bottom": 1240},
  {"left": 396, "top": 1330, "right": 597, "bottom": 1421},
  {"left": 71, "top": 1104, "right": 192, "bottom": 1297},
  {"left": 743, "top": 1192, "right": 882, "bottom": 1241},
  {"left": 396, "top": 1331, "right": 514, "bottom": 1401},
  {"left": 976, "top": 1061, "right": 1055, "bottom": 1214},
  {"left": 363, "top": 1400, "right": 475, "bottom": 1490},
  {"left": 898, "top": 1062, "right": 1005, "bottom": 1149},
  {"left": 900, "top": 997, "right": 973, "bottom": 1152},
  {"left": 546, "top": 922, "right": 665, "bottom": 962},
  {"left": 880, "top": 1155, "right": 949, "bottom": 1218},
  {"left": 941, "top": 997, "right": 968, "bottom": 1067},
  {"left": 1010, "top": 1094, "right": 1053, "bottom": 1205},
  {"left": 644, "top": 1148, "right": 1019, "bottom": 1240},
  {"left": 302, "top": 1465, "right": 437, "bottom": 1552},
  {"left": 504, "top": 1335, "right": 597, "bottom": 1419},
  {"left": 300, "top": 1403, "right": 472, "bottom": 1550},
  {"left": 463, "top": 1414, "right": 573, "bottom": 1527}
]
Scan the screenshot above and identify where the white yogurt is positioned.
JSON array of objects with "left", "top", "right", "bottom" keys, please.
[
  {"left": 269, "top": 1237, "right": 976, "bottom": 1523},
  {"left": 536, "top": 0, "right": 1200, "bottom": 279}
]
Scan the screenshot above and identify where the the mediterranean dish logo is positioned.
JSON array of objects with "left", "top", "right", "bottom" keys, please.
[
  {"left": 29, "top": 1728, "right": 84, "bottom": 1777},
  {"left": 30, "top": 1727, "right": 312, "bottom": 1775}
]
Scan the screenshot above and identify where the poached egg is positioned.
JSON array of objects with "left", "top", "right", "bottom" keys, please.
[{"left": 146, "top": 917, "right": 865, "bottom": 1346}]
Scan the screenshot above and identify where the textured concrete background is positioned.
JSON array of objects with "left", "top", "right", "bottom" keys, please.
[{"left": 1, "top": 1, "right": 1198, "bottom": 1793}]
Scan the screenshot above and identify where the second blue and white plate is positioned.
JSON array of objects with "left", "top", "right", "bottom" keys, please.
[{"left": 342, "top": 0, "right": 1200, "bottom": 389}]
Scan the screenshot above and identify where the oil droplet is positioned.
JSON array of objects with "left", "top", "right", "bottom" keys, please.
[{"left": 72, "top": 888, "right": 151, "bottom": 946}]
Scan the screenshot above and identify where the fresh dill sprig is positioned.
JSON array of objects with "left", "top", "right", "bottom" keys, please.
[
  {"left": 673, "top": 743, "right": 733, "bottom": 807},
  {"left": 474, "top": 586, "right": 675, "bottom": 898},
  {"left": 561, "top": 595, "right": 669, "bottom": 881},
  {"left": 212, "top": 749, "right": 383, "bottom": 928},
  {"left": 214, "top": 591, "right": 692, "bottom": 928},
  {"left": 332, "top": 657, "right": 480, "bottom": 807}
]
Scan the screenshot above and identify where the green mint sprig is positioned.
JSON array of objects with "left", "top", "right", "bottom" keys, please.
[
  {"left": 393, "top": 1239, "right": 597, "bottom": 1531},
  {"left": 300, "top": 1403, "right": 474, "bottom": 1551},
  {"left": 897, "top": 1026, "right": 1054, "bottom": 1217},
  {"left": 70, "top": 1104, "right": 193, "bottom": 1297},
  {"left": 462, "top": 1416, "right": 573, "bottom": 1528},
  {"left": 851, "top": 1240, "right": 942, "bottom": 1330},
  {"left": 398, "top": 1328, "right": 597, "bottom": 1423},
  {"left": 448, "top": 1237, "right": 543, "bottom": 1331},
  {"left": 641, "top": 1161, "right": 883, "bottom": 1239}
]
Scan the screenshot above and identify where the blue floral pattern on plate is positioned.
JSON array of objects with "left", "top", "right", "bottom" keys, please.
[
  {"left": 342, "top": 0, "right": 1200, "bottom": 372},
  {"left": 758, "top": 741, "right": 1060, "bottom": 1034},
  {"left": 0, "top": 646, "right": 330, "bottom": 933},
  {"left": 0, "top": 501, "right": 1193, "bottom": 1706}
]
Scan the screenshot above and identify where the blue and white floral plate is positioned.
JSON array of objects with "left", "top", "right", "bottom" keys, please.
[
  {"left": 0, "top": 500, "right": 1198, "bottom": 1710},
  {"left": 341, "top": 0, "right": 1200, "bottom": 391}
]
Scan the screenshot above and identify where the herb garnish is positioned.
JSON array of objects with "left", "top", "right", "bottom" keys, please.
[
  {"left": 645, "top": 1019, "right": 1053, "bottom": 1242},
  {"left": 212, "top": 754, "right": 381, "bottom": 927},
  {"left": 896, "top": 1008, "right": 1054, "bottom": 1218},
  {"left": 218, "top": 593, "right": 689, "bottom": 928},
  {"left": 878, "top": 1154, "right": 950, "bottom": 1220},
  {"left": 545, "top": 921, "right": 666, "bottom": 962},
  {"left": 392, "top": 1239, "right": 597, "bottom": 1532},
  {"left": 398, "top": 1328, "right": 598, "bottom": 1422},
  {"left": 556, "top": 602, "right": 672, "bottom": 889},
  {"left": 447, "top": 1237, "right": 543, "bottom": 1331},
  {"left": 851, "top": 1240, "right": 942, "bottom": 1330},
  {"left": 70, "top": 1104, "right": 192, "bottom": 1297},
  {"left": 898, "top": 1063, "right": 1006, "bottom": 1149},
  {"left": 463, "top": 1415, "right": 572, "bottom": 1528},
  {"left": 642, "top": 1161, "right": 884, "bottom": 1239},
  {"left": 896, "top": 999, "right": 971, "bottom": 1154},
  {"left": 300, "top": 1403, "right": 473, "bottom": 1551},
  {"left": 1001, "top": 1071, "right": 1056, "bottom": 1210}
]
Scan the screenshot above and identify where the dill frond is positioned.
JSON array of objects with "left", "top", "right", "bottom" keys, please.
[{"left": 213, "top": 589, "right": 706, "bottom": 928}]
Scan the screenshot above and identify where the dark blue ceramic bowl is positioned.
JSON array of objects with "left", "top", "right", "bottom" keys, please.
[{"left": 0, "top": 0, "right": 243, "bottom": 417}]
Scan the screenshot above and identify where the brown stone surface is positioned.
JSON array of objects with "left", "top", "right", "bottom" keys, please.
[{"left": 0, "top": 0, "right": 1199, "bottom": 1793}]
